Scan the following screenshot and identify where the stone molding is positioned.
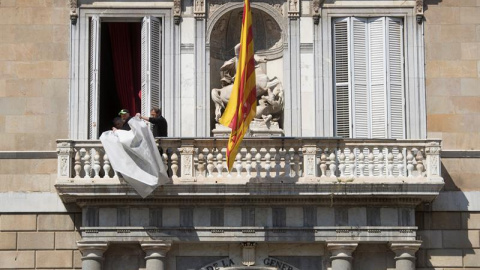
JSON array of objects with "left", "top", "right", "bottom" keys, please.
[
  {"left": 141, "top": 240, "right": 172, "bottom": 258},
  {"left": 77, "top": 241, "right": 109, "bottom": 261},
  {"left": 327, "top": 241, "right": 358, "bottom": 261},
  {"left": 56, "top": 182, "right": 442, "bottom": 205},
  {"left": 80, "top": 227, "right": 418, "bottom": 243},
  {"left": 206, "top": 2, "right": 286, "bottom": 44},
  {"left": 389, "top": 241, "right": 421, "bottom": 261}
]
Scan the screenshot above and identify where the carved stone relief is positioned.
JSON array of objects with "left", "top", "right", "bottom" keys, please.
[
  {"left": 194, "top": 0, "right": 206, "bottom": 18},
  {"left": 208, "top": 0, "right": 284, "bottom": 18},
  {"left": 70, "top": 0, "right": 78, "bottom": 25},
  {"left": 174, "top": 0, "right": 182, "bottom": 24}
]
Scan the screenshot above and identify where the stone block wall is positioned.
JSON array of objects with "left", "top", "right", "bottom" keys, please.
[
  {"left": 423, "top": 0, "right": 480, "bottom": 268},
  {"left": 0, "top": 0, "right": 70, "bottom": 151},
  {"left": 0, "top": 213, "right": 81, "bottom": 269},
  {"left": 425, "top": 0, "right": 480, "bottom": 151}
]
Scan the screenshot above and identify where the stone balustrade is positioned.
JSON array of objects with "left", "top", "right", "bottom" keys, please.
[{"left": 57, "top": 138, "right": 442, "bottom": 183}]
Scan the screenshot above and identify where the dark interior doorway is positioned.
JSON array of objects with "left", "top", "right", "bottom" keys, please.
[{"left": 99, "top": 22, "right": 142, "bottom": 134}]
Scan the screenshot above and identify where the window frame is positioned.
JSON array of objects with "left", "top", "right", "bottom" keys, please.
[
  {"left": 332, "top": 16, "right": 406, "bottom": 139},
  {"left": 69, "top": 8, "right": 174, "bottom": 139},
  {"left": 317, "top": 7, "right": 426, "bottom": 139}
]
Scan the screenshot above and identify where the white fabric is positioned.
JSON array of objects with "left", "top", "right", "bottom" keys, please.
[{"left": 100, "top": 117, "right": 169, "bottom": 198}]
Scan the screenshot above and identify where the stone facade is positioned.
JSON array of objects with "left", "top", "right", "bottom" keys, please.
[{"left": 0, "top": 0, "right": 478, "bottom": 270}]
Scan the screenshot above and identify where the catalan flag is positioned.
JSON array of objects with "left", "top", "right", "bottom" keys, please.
[{"left": 219, "top": 0, "right": 256, "bottom": 171}]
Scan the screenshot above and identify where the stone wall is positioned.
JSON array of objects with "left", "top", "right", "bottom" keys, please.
[
  {"left": 425, "top": 0, "right": 480, "bottom": 151},
  {"left": 0, "top": 0, "right": 70, "bottom": 151},
  {"left": 423, "top": 1, "right": 480, "bottom": 268},
  {"left": 0, "top": 213, "right": 81, "bottom": 269}
]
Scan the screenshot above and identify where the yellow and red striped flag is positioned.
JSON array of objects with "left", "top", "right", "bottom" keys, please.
[{"left": 219, "top": 0, "right": 256, "bottom": 171}]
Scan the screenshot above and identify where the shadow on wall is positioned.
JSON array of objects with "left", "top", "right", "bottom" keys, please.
[{"left": 417, "top": 161, "right": 472, "bottom": 268}]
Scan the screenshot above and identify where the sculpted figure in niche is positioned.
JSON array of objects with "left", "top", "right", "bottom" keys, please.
[{"left": 212, "top": 43, "right": 284, "bottom": 125}]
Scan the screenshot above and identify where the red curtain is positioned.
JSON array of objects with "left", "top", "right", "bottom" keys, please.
[{"left": 109, "top": 23, "right": 141, "bottom": 114}]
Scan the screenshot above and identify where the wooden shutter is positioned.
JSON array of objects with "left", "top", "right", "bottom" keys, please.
[
  {"left": 386, "top": 17, "right": 405, "bottom": 139},
  {"left": 88, "top": 16, "right": 101, "bottom": 139},
  {"left": 333, "top": 17, "right": 351, "bottom": 138},
  {"left": 368, "top": 17, "right": 387, "bottom": 138},
  {"left": 351, "top": 17, "right": 369, "bottom": 138},
  {"left": 141, "top": 16, "right": 161, "bottom": 116}
]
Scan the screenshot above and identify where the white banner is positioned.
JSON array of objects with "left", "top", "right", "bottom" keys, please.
[{"left": 100, "top": 117, "right": 170, "bottom": 198}]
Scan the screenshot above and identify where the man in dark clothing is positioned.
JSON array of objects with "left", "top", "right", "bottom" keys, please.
[
  {"left": 137, "top": 107, "right": 168, "bottom": 137},
  {"left": 118, "top": 109, "right": 132, "bottom": 131}
]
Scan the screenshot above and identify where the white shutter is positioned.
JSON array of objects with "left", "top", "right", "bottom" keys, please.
[
  {"left": 351, "top": 18, "right": 369, "bottom": 138},
  {"left": 88, "top": 16, "right": 101, "bottom": 139},
  {"left": 333, "top": 18, "right": 350, "bottom": 138},
  {"left": 141, "top": 16, "right": 161, "bottom": 116},
  {"left": 386, "top": 17, "right": 405, "bottom": 139},
  {"left": 368, "top": 17, "right": 387, "bottom": 138}
]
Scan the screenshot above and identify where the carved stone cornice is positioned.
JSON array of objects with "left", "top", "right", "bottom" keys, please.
[{"left": 80, "top": 227, "right": 418, "bottom": 243}]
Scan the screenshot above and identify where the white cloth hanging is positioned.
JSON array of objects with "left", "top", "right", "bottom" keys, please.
[{"left": 100, "top": 117, "right": 170, "bottom": 198}]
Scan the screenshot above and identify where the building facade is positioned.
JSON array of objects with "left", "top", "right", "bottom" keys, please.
[{"left": 0, "top": 0, "right": 478, "bottom": 269}]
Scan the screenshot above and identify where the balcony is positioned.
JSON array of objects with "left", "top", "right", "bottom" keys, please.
[{"left": 55, "top": 138, "right": 443, "bottom": 203}]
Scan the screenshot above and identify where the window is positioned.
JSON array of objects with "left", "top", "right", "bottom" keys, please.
[
  {"left": 333, "top": 17, "right": 405, "bottom": 139},
  {"left": 88, "top": 15, "right": 161, "bottom": 138}
]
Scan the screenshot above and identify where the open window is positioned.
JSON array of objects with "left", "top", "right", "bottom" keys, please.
[
  {"left": 333, "top": 17, "right": 405, "bottom": 139},
  {"left": 88, "top": 16, "right": 161, "bottom": 138}
]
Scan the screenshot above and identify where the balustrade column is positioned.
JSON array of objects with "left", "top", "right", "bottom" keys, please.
[
  {"left": 77, "top": 241, "right": 109, "bottom": 270},
  {"left": 141, "top": 241, "right": 172, "bottom": 270},
  {"left": 389, "top": 241, "right": 421, "bottom": 270},
  {"left": 327, "top": 242, "right": 358, "bottom": 270}
]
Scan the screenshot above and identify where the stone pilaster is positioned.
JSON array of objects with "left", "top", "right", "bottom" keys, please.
[
  {"left": 327, "top": 242, "right": 358, "bottom": 270},
  {"left": 141, "top": 241, "right": 172, "bottom": 270},
  {"left": 77, "top": 241, "right": 109, "bottom": 270},
  {"left": 389, "top": 241, "right": 421, "bottom": 270}
]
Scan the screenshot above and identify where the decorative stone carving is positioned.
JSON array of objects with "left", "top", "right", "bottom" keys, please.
[
  {"left": 194, "top": 0, "right": 206, "bottom": 18},
  {"left": 57, "top": 141, "right": 73, "bottom": 178},
  {"left": 242, "top": 242, "right": 256, "bottom": 266},
  {"left": 208, "top": 0, "right": 283, "bottom": 18},
  {"left": 302, "top": 146, "right": 318, "bottom": 178},
  {"left": 174, "top": 0, "right": 182, "bottom": 24},
  {"left": 425, "top": 141, "right": 441, "bottom": 179},
  {"left": 180, "top": 145, "right": 195, "bottom": 179},
  {"left": 288, "top": 0, "right": 299, "bottom": 18},
  {"left": 416, "top": 0, "right": 424, "bottom": 24},
  {"left": 211, "top": 44, "right": 285, "bottom": 135},
  {"left": 70, "top": 0, "right": 78, "bottom": 25},
  {"left": 311, "top": 0, "right": 325, "bottom": 24}
]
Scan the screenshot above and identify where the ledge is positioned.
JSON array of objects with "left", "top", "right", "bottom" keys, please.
[
  {"left": 79, "top": 226, "right": 418, "bottom": 243},
  {"left": 55, "top": 181, "right": 444, "bottom": 205}
]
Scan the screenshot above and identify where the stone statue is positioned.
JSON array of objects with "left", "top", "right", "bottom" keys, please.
[{"left": 211, "top": 44, "right": 284, "bottom": 126}]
